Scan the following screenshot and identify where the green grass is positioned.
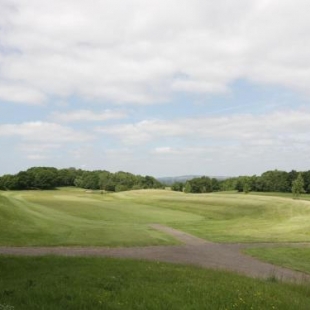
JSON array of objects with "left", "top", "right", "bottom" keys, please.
[
  {"left": 121, "top": 190, "right": 310, "bottom": 242},
  {"left": 1, "top": 256, "right": 310, "bottom": 310},
  {"left": 245, "top": 247, "right": 310, "bottom": 274},
  {"left": 2, "top": 189, "right": 310, "bottom": 308},
  {"left": 2, "top": 188, "right": 310, "bottom": 246},
  {"left": 0, "top": 190, "right": 192, "bottom": 246},
  {"left": 249, "top": 191, "right": 310, "bottom": 201}
]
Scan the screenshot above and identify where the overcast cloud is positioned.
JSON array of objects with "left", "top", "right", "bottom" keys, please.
[{"left": 1, "top": 0, "right": 310, "bottom": 176}]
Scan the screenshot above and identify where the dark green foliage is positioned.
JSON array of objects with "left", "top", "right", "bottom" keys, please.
[
  {"left": 32, "top": 168, "right": 58, "bottom": 189},
  {"left": 301, "top": 171, "right": 310, "bottom": 193},
  {"left": 219, "top": 169, "right": 310, "bottom": 194},
  {"left": 0, "top": 174, "right": 19, "bottom": 190},
  {"left": 0, "top": 167, "right": 164, "bottom": 192},
  {"left": 184, "top": 176, "right": 214, "bottom": 193},
  {"left": 292, "top": 173, "right": 305, "bottom": 198},
  {"left": 171, "top": 182, "right": 184, "bottom": 192},
  {"left": 259, "top": 170, "right": 290, "bottom": 192},
  {"left": 242, "top": 177, "right": 251, "bottom": 194},
  {"left": 233, "top": 176, "right": 252, "bottom": 193},
  {"left": 219, "top": 177, "right": 238, "bottom": 191},
  {"left": 211, "top": 178, "right": 220, "bottom": 191}
]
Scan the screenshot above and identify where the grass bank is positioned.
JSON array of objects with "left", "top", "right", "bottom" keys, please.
[
  {"left": 245, "top": 247, "right": 310, "bottom": 274},
  {"left": 1, "top": 256, "right": 310, "bottom": 310},
  {"left": 122, "top": 190, "right": 310, "bottom": 242},
  {"left": 2, "top": 188, "right": 310, "bottom": 246}
]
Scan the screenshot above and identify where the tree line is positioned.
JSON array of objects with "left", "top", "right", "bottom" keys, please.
[
  {"left": 171, "top": 177, "right": 220, "bottom": 193},
  {"left": 171, "top": 169, "right": 309, "bottom": 195},
  {"left": 0, "top": 167, "right": 163, "bottom": 191},
  {"left": 1, "top": 167, "right": 309, "bottom": 195}
]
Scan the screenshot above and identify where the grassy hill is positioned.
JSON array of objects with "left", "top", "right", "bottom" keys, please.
[
  {"left": 1, "top": 188, "right": 310, "bottom": 246},
  {"left": 2, "top": 188, "right": 310, "bottom": 309}
]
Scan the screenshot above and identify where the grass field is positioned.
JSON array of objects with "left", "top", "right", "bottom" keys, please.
[
  {"left": 1, "top": 256, "right": 310, "bottom": 310},
  {"left": 245, "top": 247, "right": 310, "bottom": 274},
  {"left": 249, "top": 191, "right": 310, "bottom": 201},
  {"left": 2, "top": 188, "right": 310, "bottom": 309},
  {"left": 1, "top": 188, "right": 310, "bottom": 246}
]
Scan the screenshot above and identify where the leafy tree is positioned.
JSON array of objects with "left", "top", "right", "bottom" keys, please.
[
  {"left": 0, "top": 167, "right": 165, "bottom": 192},
  {"left": 183, "top": 176, "right": 213, "bottom": 193},
  {"left": 260, "top": 170, "right": 290, "bottom": 192},
  {"left": 211, "top": 178, "right": 220, "bottom": 191},
  {"left": 243, "top": 177, "right": 251, "bottom": 194},
  {"left": 184, "top": 182, "right": 192, "bottom": 193},
  {"left": 0, "top": 174, "right": 19, "bottom": 190},
  {"left": 171, "top": 182, "right": 184, "bottom": 192},
  {"left": 235, "top": 179, "right": 243, "bottom": 192},
  {"left": 98, "top": 171, "right": 112, "bottom": 190},
  {"left": 301, "top": 171, "right": 310, "bottom": 193},
  {"left": 292, "top": 173, "right": 305, "bottom": 199},
  {"left": 219, "top": 177, "right": 238, "bottom": 191},
  {"left": 57, "top": 168, "right": 79, "bottom": 186},
  {"left": 115, "top": 184, "right": 129, "bottom": 192}
]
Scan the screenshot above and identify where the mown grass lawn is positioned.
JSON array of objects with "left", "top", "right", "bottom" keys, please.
[
  {"left": 245, "top": 247, "right": 310, "bottom": 274},
  {"left": 1, "top": 256, "right": 310, "bottom": 310},
  {"left": 122, "top": 190, "right": 310, "bottom": 242},
  {"left": 2, "top": 188, "right": 310, "bottom": 246},
  {"left": 2, "top": 189, "right": 310, "bottom": 309}
]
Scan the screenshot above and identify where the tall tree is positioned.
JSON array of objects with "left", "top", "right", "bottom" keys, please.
[
  {"left": 292, "top": 173, "right": 305, "bottom": 199},
  {"left": 243, "top": 177, "right": 251, "bottom": 194}
]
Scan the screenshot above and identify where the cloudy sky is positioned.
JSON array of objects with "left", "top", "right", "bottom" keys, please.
[{"left": 1, "top": 0, "right": 310, "bottom": 177}]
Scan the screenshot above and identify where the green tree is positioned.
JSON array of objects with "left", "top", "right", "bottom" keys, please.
[
  {"left": 243, "top": 177, "right": 251, "bottom": 194},
  {"left": 260, "top": 170, "right": 290, "bottom": 192},
  {"left": 98, "top": 171, "right": 112, "bottom": 190},
  {"left": 184, "top": 182, "right": 192, "bottom": 193},
  {"left": 171, "top": 182, "right": 184, "bottom": 192},
  {"left": 292, "top": 173, "right": 305, "bottom": 199}
]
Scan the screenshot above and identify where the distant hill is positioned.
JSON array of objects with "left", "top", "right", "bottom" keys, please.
[{"left": 157, "top": 175, "right": 229, "bottom": 185}]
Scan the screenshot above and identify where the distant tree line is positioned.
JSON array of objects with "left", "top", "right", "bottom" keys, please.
[
  {"left": 171, "top": 170, "right": 310, "bottom": 194},
  {"left": 0, "top": 167, "right": 163, "bottom": 191},
  {"left": 171, "top": 177, "right": 220, "bottom": 193}
]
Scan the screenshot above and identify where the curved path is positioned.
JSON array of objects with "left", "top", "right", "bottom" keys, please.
[{"left": 0, "top": 224, "right": 309, "bottom": 283}]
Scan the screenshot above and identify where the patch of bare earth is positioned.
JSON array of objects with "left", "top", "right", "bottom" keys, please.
[{"left": 1, "top": 224, "right": 309, "bottom": 283}]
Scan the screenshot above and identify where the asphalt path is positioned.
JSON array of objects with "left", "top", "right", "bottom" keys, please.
[{"left": 1, "top": 224, "right": 309, "bottom": 283}]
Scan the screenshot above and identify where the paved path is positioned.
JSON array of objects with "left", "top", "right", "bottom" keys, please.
[{"left": 1, "top": 224, "right": 309, "bottom": 283}]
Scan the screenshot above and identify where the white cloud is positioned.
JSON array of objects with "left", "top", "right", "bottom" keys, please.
[
  {"left": 0, "top": 83, "right": 46, "bottom": 105},
  {"left": 27, "top": 154, "right": 48, "bottom": 160},
  {"left": 51, "top": 109, "right": 127, "bottom": 122},
  {"left": 96, "top": 119, "right": 188, "bottom": 144},
  {"left": 1, "top": 0, "right": 310, "bottom": 104},
  {"left": 153, "top": 147, "right": 179, "bottom": 154},
  {"left": 0, "top": 121, "right": 93, "bottom": 142},
  {"left": 2, "top": 0, "right": 310, "bottom": 177},
  {"left": 19, "top": 143, "right": 61, "bottom": 153},
  {"left": 97, "top": 109, "right": 310, "bottom": 147}
]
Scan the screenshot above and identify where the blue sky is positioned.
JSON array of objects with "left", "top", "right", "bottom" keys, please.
[{"left": 1, "top": 0, "right": 310, "bottom": 177}]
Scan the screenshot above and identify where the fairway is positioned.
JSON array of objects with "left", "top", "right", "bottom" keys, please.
[{"left": 1, "top": 188, "right": 310, "bottom": 246}]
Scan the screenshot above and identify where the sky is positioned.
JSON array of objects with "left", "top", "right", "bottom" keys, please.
[{"left": 1, "top": 0, "right": 310, "bottom": 177}]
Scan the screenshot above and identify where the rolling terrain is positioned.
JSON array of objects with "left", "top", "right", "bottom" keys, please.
[
  {"left": 2, "top": 188, "right": 310, "bottom": 309},
  {"left": 1, "top": 188, "right": 310, "bottom": 246}
]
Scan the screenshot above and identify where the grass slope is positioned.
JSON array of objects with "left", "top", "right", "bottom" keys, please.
[
  {"left": 1, "top": 256, "right": 310, "bottom": 310},
  {"left": 245, "top": 247, "right": 310, "bottom": 274},
  {"left": 1, "top": 188, "right": 310, "bottom": 246},
  {"left": 0, "top": 190, "right": 193, "bottom": 246},
  {"left": 122, "top": 190, "right": 310, "bottom": 242}
]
